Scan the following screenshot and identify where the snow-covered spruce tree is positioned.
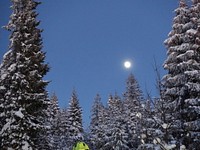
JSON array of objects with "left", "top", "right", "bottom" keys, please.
[
  {"left": 163, "top": 0, "right": 200, "bottom": 149},
  {"left": 137, "top": 98, "right": 160, "bottom": 150},
  {"left": 139, "top": 61, "right": 176, "bottom": 149},
  {"left": 103, "top": 94, "right": 129, "bottom": 150},
  {"left": 123, "top": 73, "right": 143, "bottom": 149},
  {"left": 0, "top": 0, "right": 49, "bottom": 149},
  {"left": 67, "top": 90, "right": 84, "bottom": 149},
  {"left": 181, "top": 0, "right": 200, "bottom": 148},
  {"left": 89, "top": 94, "right": 106, "bottom": 149},
  {"left": 59, "top": 108, "right": 70, "bottom": 150},
  {"left": 146, "top": 97, "right": 175, "bottom": 150},
  {"left": 101, "top": 95, "right": 114, "bottom": 150},
  {"left": 0, "top": 50, "right": 14, "bottom": 147},
  {"left": 48, "top": 93, "right": 63, "bottom": 149}
]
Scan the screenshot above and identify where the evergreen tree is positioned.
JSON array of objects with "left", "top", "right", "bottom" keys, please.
[
  {"left": 181, "top": 0, "right": 200, "bottom": 148},
  {"left": 123, "top": 73, "right": 143, "bottom": 149},
  {"left": 48, "top": 93, "right": 63, "bottom": 149},
  {"left": 0, "top": 50, "right": 14, "bottom": 147},
  {"left": 141, "top": 61, "right": 176, "bottom": 149},
  {"left": 138, "top": 97, "right": 158, "bottom": 150},
  {"left": 89, "top": 94, "right": 106, "bottom": 149},
  {"left": 67, "top": 90, "right": 84, "bottom": 149},
  {"left": 60, "top": 108, "right": 70, "bottom": 150},
  {"left": 163, "top": 0, "right": 200, "bottom": 148},
  {"left": 149, "top": 97, "right": 175, "bottom": 150},
  {"left": 101, "top": 95, "right": 114, "bottom": 150},
  {"left": 104, "top": 94, "right": 129, "bottom": 150},
  {"left": 0, "top": 0, "right": 49, "bottom": 149}
]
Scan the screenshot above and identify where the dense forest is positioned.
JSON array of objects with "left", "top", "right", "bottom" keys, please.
[{"left": 0, "top": 0, "right": 199, "bottom": 149}]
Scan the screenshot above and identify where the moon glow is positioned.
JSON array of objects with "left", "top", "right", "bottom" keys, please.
[{"left": 124, "top": 61, "right": 131, "bottom": 69}]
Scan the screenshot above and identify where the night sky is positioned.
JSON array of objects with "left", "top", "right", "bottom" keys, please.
[{"left": 0, "top": 0, "right": 179, "bottom": 127}]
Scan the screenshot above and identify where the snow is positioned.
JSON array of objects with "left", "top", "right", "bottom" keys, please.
[
  {"left": 3, "top": 50, "right": 12, "bottom": 60},
  {"left": 8, "top": 64, "right": 16, "bottom": 72},
  {"left": 164, "top": 144, "right": 176, "bottom": 150},
  {"left": 153, "top": 138, "right": 177, "bottom": 150},
  {"left": 0, "top": 85, "right": 6, "bottom": 90},
  {"left": 184, "top": 70, "right": 199, "bottom": 77},
  {"left": 25, "top": 33, "right": 31, "bottom": 38},
  {"left": 141, "top": 133, "right": 147, "bottom": 139},
  {"left": 155, "top": 129, "right": 162, "bottom": 134},
  {"left": 1, "top": 73, "right": 7, "bottom": 80},
  {"left": 29, "top": 70, "right": 38, "bottom": 76},
  {"left": 0, "top": 119, "right": 12, "bottom": 134},
  {"left": 153, "top": 138, "right": 161, "bottom": 144},
  {"left": 136, "top": 112, "right": 142, "bottom": 118},
  {"left": 180, "top": 145, "right": 186, "bottom": 150},
  {"left": 186, "top": 29, "right": 197, "bottom": 36},
  {"left": 177, "top": 50, "right": 194, "bottom": 61},
  {"left": 177, "top": 43, "right": 190, "bottom": 52},
  {"left": 165, "top": 87, "right": 178, "bottom": 95},
  {"left": 22, "top": 141, "right": 33, "bottom": 150},
  {"left": 15, "top": 108, "right": 24, "bottom": 118},
  {"left": 186, "top": 82, "right": 200, "bottom": 92},
  {"left": 141, "top": 139, "right": 145, "bottom": 144},
  {"left": 167, "top": 52, "right": 178, "bottom": 62},
  {"left": 185, "top": 98, "right": 200, "bottom": 105},
  {"left": 162, "top": 123, "right": 168, "bottom": 129},
  {"left": 183, "top": 22, "right": 193, "bottom": 31}
]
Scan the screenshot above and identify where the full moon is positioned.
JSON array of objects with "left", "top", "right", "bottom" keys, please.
[{"left": 124, "top": 61, "right": 131, "bottom": 69}]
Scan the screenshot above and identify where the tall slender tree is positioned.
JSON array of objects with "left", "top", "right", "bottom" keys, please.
[
  {"left": 0, "top": 0, "right": 49, "bottom": 149},
  {"left": 181, "top": 0, "right": 200, "bottom": 148},
  {"left": 163, "top": 0, "right": 200, "bottom": 149},
  {"left": 67, "top": 90, "right": 84, "bottom": 148},
  {"left": 112, "top": 94, "right": 129, "bottom": 150},
  {"left": 89, "top": 94, "right": 106, "bottom": 149},
  {"left": 48, "top": 93, "right": 62, "bottom": 149},
  {"left": 104, "top": 94, "right": 129, "bottom": 150},
  {"left": 60, "top": 108, "right": 70, "bottom": 149},
  {"left": 123, "top": 73, "right": 143, "bottom": 149}
]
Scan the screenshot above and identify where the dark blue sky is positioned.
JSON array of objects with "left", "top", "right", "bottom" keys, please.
[{"left": 0, "top": 0, "right": 178, "bottom": 127}]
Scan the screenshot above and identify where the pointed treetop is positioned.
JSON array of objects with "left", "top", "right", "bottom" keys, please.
[
  {"left": 179, "top": 0, "right": 187, "bottom": 7},
  {"left": 92, "top": 93, "right": 102, "bottom": 107}
]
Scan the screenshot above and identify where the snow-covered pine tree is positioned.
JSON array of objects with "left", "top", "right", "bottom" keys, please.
[
  {"left": 149, "top": 97, "right": 175, "bottom": 150},
  {"left": 48, "top": 93, "right": 63, "bottom": 149},
  {"left": 59, "top": 108, "right": 70, "bottom": 150},
  {"left": 138, "top": 97, "right": 159, "bottom": 150},
  {"left": 67, "top": 90, "right": 84, "bottom": 149},
  {"left": 0, "top": 0, "right": 49, "bottom": 149},
  {"left": 163, "top": 0, "right": 200, "bottom": 149},
  {"left": 101, "top": 94, "right": 114, "bottom": 150},
  {"left": 123, "top": 73, "right": 143, "bottom": 149},
  {"left": 89, "top": 94, "right": 106, "bottom": 149},
  {"left": 180, "top": 0, "right": 200, "bottom": 148},
  {"left": 141, "top": 60, "right": 176, "bottom": 149},
  {"left": 0, "top": 50, "right": 14, "bottom": 147},
  {"left": 103, "top": 94, "right": 129, "bottom": 150}
]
